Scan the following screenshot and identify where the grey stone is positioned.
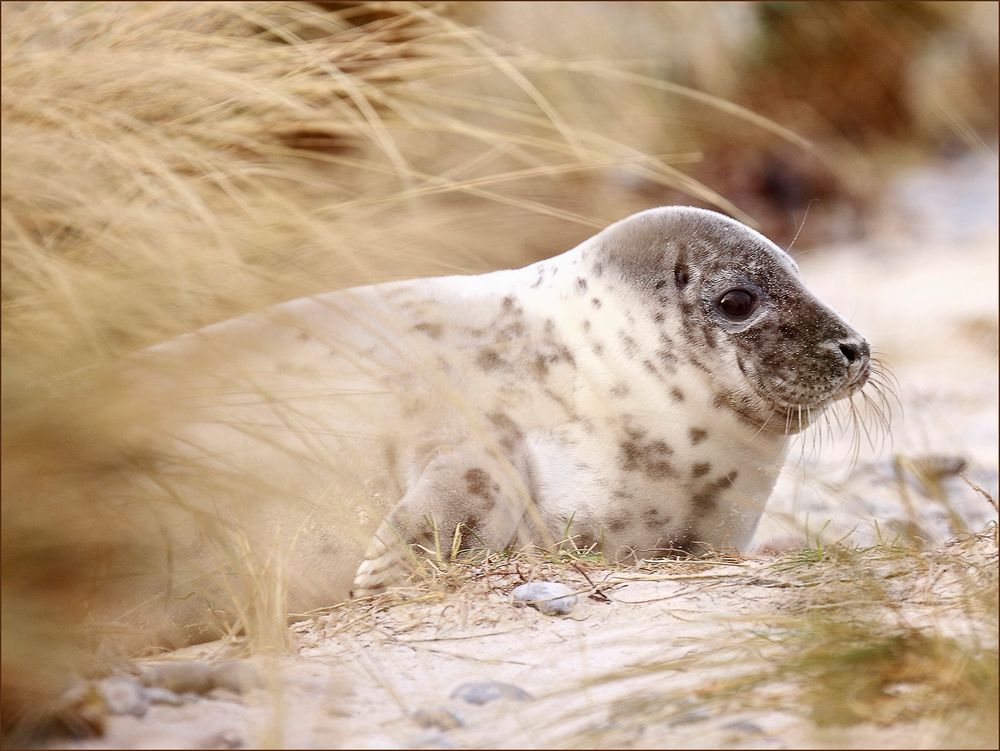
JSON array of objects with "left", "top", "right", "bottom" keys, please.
[
  {"left": 449, "top": 680, "right": 533, "bottom": 705},
  {"left": 722, "top": 719, "right": 765, "bottom": 735},
  {"left": 511, "top": 581, "right": 578, "bottom": 615},
  {"left": 98, "top": 676, "right": 149, "bottom": 717}
]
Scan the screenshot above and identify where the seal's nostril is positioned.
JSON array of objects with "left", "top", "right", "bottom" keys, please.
[{"left": 839, "top": 342, "right": 861, "bottom": 364}]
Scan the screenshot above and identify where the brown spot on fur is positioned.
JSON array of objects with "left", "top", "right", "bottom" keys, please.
[
  {"left": 655, "top": 348, "right": 678, "bottom": 371},
  {"left": 691, "top": 471, "right": 738, "bottom": 513},
  {"left": 488, "top": 411, "right": 524, "bottom": 451},
  {"left": 575, "top": 277, "right": 588, "bottom": 294},
  {"left": 502, "top": 295, "right": 515, "bottom": 312},
  {"left": 649, "top": 440, "right": 672, "bottom": 455},
  {"left": 692, "top": 493, "right": 715, "bottom": 512},
  {"left": 620, "top": 435, "right": 677, "bottom": 479},
  {"left": 619, "top": 331, "right": 639, "bottom": 357},
  {"left": 459, "top": 515, "right": 483, "bottom": 539},
  {"left": 591, "top": 297, "right": 602, "bottom": 309},
  {"left": 646, "top": 461, "right": 676, "bottom": 479},
  {"left": 607, "top": 513, "right": 630, "bottom": 533},
  {"left": 464, "top": 468, "right": 491, "bottom": 498},
  {"left": 477, "top": 348, "right": 505, "bottom": 370},
  {"left": 412, "top": 322, "right": 443, "bottom": 339},
  {"left": 532, "top": 354, "right": 549, "bottom": 379},
  {"left": 620, "top": 440, "right": 642, "bottom": 471},
  {"left": 670, "top": 387, "right": 684, "bottom": 402},
  {"left": 691, "top": 462, "right": 711, "bottom": 478},
  {"left": 689, "top": 427, "right": 708, "bottom": 445}
]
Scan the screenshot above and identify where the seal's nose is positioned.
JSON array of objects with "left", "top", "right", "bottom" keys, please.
[
  {"left": 838, "top": 338, "right": 870, "bottom": 381},
  {"left": 839, "top": 341, "right": 862, "bottom": 363}
]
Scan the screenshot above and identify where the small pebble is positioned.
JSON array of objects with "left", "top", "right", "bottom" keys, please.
[
  {"left": 722, "top": 719, "right": 765, "bottom": 735},
  {"left": 511, "top": 581, "right": 578, "bottom": 616},
  {"left": 98, "top": 676, "right": 148, "bottom": 717},
  {"left": 450, "top": 681, "right": 532, "bottom": 705},
  {"left": 412, "top": 706, "right": 464, "bottom": 731}
]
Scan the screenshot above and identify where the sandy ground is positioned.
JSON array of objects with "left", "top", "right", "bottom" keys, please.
[{"left": 61, "top": 155, "right": 998, "bottom": 750}]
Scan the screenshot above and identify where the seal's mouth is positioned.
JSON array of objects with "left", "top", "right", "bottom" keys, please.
[
  {"left": 831, "top": 361, "right": 871, "bottom": 401},
  {"left": 742, "top": 367, "right": 871, "bottom": 434},
  {"left": 731, "top": 351, "right": 878, "bottom": 435},
  {"left": 734, "top": 352, "right": 893, "bottom": 443}
]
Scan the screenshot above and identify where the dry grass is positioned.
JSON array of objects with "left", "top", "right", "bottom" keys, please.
[{"left": 1, "top": 0, "right": 809, "bottom": 741}]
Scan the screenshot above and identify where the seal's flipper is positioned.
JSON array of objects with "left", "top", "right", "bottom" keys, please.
[{"left": 351, "top": 449, "right": 532, "bottom": 597}]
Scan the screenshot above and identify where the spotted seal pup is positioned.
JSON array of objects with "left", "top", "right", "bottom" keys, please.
[{"left": 127, "top": 206, "right": 875, "bottom": 618}]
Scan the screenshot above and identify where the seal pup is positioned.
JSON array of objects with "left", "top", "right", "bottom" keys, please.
[{"left": 122, "top": 206, "right": 877, "bottom": 623}]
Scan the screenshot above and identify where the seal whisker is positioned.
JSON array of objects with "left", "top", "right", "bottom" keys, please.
[
  {"left": 750, "top": 405, "right": 779, "bottom": 442},
  {"left": 851, "top": 393, "right": 881, "bottom": 458},
  {"left": 860, "top": 387, "right": 891, "bottom": 440}
]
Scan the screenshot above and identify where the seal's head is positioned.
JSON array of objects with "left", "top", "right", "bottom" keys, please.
[{"left": 602, "top": 206, "right": 873, "bottom": 434}]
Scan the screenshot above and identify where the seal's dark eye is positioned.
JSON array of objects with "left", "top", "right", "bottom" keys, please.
[{"left": 718, "top": 289, "right": 756, "bottom": 320}]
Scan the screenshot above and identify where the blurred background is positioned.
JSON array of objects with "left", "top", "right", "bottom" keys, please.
[{"left": 2, "top": 0, "right": 997, "bottom": 742}]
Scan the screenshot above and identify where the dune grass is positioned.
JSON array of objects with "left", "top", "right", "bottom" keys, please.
[{"left": 1, "top": 1, "right": 813, "bottom": 740}]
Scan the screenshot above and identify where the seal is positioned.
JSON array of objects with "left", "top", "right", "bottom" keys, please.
[{"left": 127, "top": 206, "right": 878, "bottom": 618}]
